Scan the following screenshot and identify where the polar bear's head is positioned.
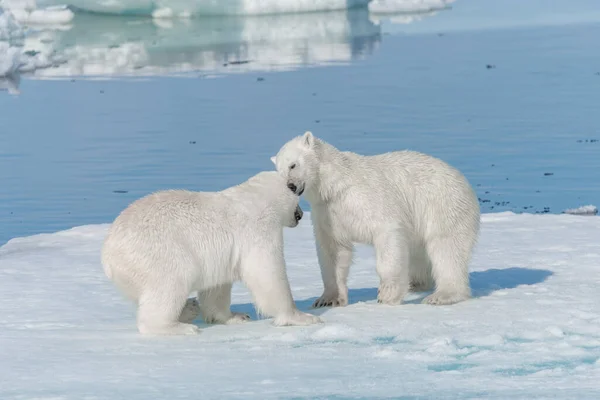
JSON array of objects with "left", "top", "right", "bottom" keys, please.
[
  {"left": 246, "top": 171, "right": 304, "bottom": 228},
  {"left": 271, "top": 131, "right": 319, "bottom": 196}
]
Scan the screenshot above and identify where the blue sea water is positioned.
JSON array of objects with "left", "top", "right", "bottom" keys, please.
[{"left": 1, "top": 0, "right": 599, "bottom": 245}]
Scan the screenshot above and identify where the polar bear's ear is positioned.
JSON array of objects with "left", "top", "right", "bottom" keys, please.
[
  {"left": 303, "top": 131, "right": 314, "bottom": 148},
  {"left": 270, "top": 156, "right": 277, "bottom": 165}
]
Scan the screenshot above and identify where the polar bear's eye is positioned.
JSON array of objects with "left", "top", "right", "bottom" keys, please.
[{"left": 289, "top": 163, "right": 296, "bottom": 170}]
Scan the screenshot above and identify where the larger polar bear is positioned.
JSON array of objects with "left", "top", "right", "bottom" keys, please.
[
  {"left": 271, "top": 131, "right": 480, "bottom": 307},
  {"left": 101, "top": 171, "right": 322, "bottom": 335}
]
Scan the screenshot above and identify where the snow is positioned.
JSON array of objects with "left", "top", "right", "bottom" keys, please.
[
  {"left": 1, "top": 212, "right": 599, "bottom": 398},
  {"left": 564, "top": 205, "right": 598, "bottom": 216}
]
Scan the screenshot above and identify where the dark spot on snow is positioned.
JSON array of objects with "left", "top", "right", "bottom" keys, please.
[
  {"left": 544, "top": 172, "right": 554, "bottom": 176},
  {"left": 315, "top": 120, "right": 320, "bottom": 123},
  {"left": 24, "top": 50, "right": 40, "bottom": 57},
  {"left": 486, "top": 64, "right": 496, "bottom": 69},
  {"left": 491, "top": 164, "right": 495, "bottom": 167},
  {"left": 229, "top": 60, "right": 250, "bottom": 65},
  {"left": 485, "top": 191, "right": 490, "bottom": 194},
  {"left": 312, "top": 93, "right": 317, "bottom": 96},
  {"left": 189, "top": 141, "right": 196, "bottom": 144},
  {"left": 257, "top": 77, "right": 265, "bottom": 82},
  {"left": 113, "top": 190, "right": 128, "bottom": 194},
  {"left": 437, "top": 33, "right": 444, "bottom": 37},
  {"left": 108, "top": 44, "right": 119, "bottom": 49},
  {"left": 100, "top": 90, "right": 104, "bottom": 94}
]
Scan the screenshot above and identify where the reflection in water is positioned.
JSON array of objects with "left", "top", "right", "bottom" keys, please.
[
  {"left": 6, "top": 10, "right": 380, "bottom": 83},
  {"left": 0, "top": 5, "right": 449, "bottom": 91}
]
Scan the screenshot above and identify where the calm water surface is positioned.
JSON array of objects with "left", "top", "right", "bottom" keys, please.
[{"left": 1, "top": 0, "right": 599, "bottom": 244}]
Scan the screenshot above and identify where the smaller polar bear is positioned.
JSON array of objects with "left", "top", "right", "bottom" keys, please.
[
  {"left": 271, "top": 131, "right": 480, "bottom": 307},
  {"left": 101, "top": 171, "right": 322, "bottom": 335}
]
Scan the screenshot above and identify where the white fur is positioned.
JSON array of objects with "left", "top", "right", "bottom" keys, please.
[
  {"left": 272, "top": 132, "right": 481, "bottom": 307},
  {"left": 101, "top": 171, "right": 322, "bottom": 336}
]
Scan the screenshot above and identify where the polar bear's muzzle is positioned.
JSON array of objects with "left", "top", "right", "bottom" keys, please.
[
  {"left": 294, "top": 205, "right": 303, "bottom": 222},
  {"left": 287, "top": 182, "right": 305, "bottom": 196}
]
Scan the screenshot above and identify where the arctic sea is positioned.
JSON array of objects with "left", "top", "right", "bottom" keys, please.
[{"left": 1, "top": 0, "right": 599, "bottom": 243}]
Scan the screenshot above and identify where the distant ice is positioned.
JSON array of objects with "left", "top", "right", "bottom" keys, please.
[
  {"left": 0, "top": 41, "right": 21, "bottom": 75},
  {"left": 369, "top": 0, "right": 453, "bottom": 14},
  {"left": 4, "top": 0, "right": 455, "bottom": 18},
  {"left": 563, "top": 205, "right": 598, "bottom": 216},
  {"left": 1, "top": 0, "right": 455, "bottom": 90},
  {"left": 1, "top": 212, "right": 599, "bottom": 398},
  {"left": 1, "top": 0, "right": 73, "bottom": 24},
  {"left": 0, "top": 8, "right": 23, "bottom": 40},
  {"left": 14, "top": 9, "right": 384, "bottom": 81}
]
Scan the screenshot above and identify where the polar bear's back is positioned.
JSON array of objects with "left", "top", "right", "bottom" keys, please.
[
  {"left": 101, "top": 190, "right": 237, "bottom": 295},
  {"left": 347, "top": 149, "right": 479, "bottom": 236}
]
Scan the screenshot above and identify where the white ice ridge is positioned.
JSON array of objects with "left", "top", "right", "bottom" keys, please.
[{"left": 1, "top": 211, "right": 599, "bottom": 398}]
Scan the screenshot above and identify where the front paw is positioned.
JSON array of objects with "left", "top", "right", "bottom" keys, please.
[
  {"left": 422, "top": 290, "right": 470, "bottom": 306},
  {"left": 312, "top": 291, "right": 348, "bottom": 308},
  {"left": 274, "top": 310, "right": 323, "bottom": 326},
  {"left": 225, "top": 312, "right": 251, "bottom": 325},
  {"left": 377, "top": 281, "right": 407, "bottom": 305}
]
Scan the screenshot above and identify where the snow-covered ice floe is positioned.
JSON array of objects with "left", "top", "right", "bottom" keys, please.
[{"left": 1, "top": 212, "right": 599, "bottom": 398}]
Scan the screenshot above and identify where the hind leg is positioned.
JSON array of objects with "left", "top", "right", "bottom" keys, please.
[
  {"left": 409, "top": 245, "right": 434, "bottom": 292},
  {"left": 375, "top": 229, "right": 410, "bottom": 305},
  {"left": 423, "top": 235, "right": 472, "bottom": 305},
  {"left": 179, "top": 298, "right": 202, "bottom": 323},
  {"left": 137, "top": 288, "right": 200, "bottom": 336},
  {"left": 197, "top": 283, "right": 250, "bottom": 325}
]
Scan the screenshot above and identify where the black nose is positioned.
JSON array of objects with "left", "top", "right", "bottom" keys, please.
[
  {"left": 294, "top": 207, "right": 303, "bottom": 221},
  {"left": 287, "top": 183, "right": 297, "bottom": 193}
]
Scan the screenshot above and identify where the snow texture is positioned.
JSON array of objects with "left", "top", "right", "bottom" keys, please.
[{"left": 1, "top": 212, "right": 599, "bottom": 398}]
